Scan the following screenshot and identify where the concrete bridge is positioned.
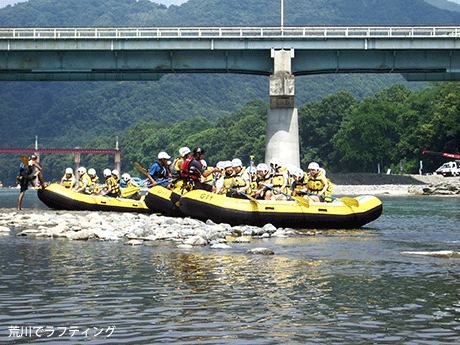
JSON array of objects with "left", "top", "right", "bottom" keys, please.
[{"left": 1, "top": 26, "right": 459, "bottom": 167}]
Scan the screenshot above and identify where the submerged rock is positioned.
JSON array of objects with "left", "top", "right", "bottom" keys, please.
[
  {"left": 401, "top": 250, "right": 460, "bottom": 258},
  {"left": 246, "top": 247, "right": 275, "bottom": 255}
]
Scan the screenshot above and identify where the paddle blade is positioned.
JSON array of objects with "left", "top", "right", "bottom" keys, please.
[
  {"left": 134, "top": 163, "right": 148, "bottom": 176},
  {"left": 338, "top": 197, "right": 359, "bottom": 207},
  {"left": 121, "top": 186, "right": 141, "bottom": 197},
  {"left": 20, "top": 155, "right": 28, "bottom": 166},
  {"left": 294, "top": 196, "right": 309, "bottom": 207}
]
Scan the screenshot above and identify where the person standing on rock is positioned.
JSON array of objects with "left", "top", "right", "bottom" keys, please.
[{"left": 17, "top": 154, "right": 46, "bottom": 211}]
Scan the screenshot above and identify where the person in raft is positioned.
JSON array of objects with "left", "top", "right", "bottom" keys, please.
[
  {"left": 73, "top": 167, "right": 91, "bottom": 193},
  {"left": 170, "top": 147, "right": 191, "bottom": 179},
  {"left": 100, "top": 169, "right": 120, "bottom": 197},
  {"left": 265, "top": 158, "right": 290, "bottom": 201},
  {"left": 180, "top": 147, "right": 220, "bottom": 192},
  {"left": 121, "top": 173, "right": 141, "bottom": 200},
  {"left": 17, "top": 154, "right": 46, "bottom": 210},
  {"left": 251, "top": 163, "right": 273, "bottom": 200},
  {"left": 304, "top": 162, "right": 329, "bottom": 202},
  {"left": 87, "top": 168, "right": 100, "bottom": 194},
  {"left": 60, "top": 167, "right": 76, "bottom": 189},
  {"left": 148, "top": 151, "right": 172, "bottom": 188}
]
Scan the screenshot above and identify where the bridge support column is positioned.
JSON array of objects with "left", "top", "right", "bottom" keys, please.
[
  {"left": 74, "top": 152, "right": 81, "bottom": 175},
  {"left": 114, "top": 151, "right": 121, "bottom": 172},
  {"left": 265, "top": 49, "right": 300, "bottom": 168}
]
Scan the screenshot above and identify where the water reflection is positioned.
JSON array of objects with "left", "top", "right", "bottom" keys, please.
[{"left": 1, "top": 196, "right": 460, "bottom": 343}]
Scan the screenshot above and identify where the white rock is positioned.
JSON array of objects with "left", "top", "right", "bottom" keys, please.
[
  {"left": 272, "top": 230, "right": 287, "bottom": 237},
  {"left": 232, "top": 236, "right": 251, "bottom": 243},
  {"left": 124, "top": 239, "right": 143, "bottom": 246},
  {"left": 176, "top": 244, "right": 194, "bottom": 249},
  {"left": 211, "top": 243, "right": 231, "bottom": 249},
  {"left": 16, "top": 229, "right": 39, "bottom": 236},
  {"left": 401, "top": 251, "right": 460, "bottom": 258},
  {"left": 246, "top": 247, "right": 275, "bottom": 255},
  {"left": 92, "top": 229, "right": 120, "bottom": 240},
  {"left": 0, "top": 226, "right": 10, "bottom": 232},
  {"left": 183, "top": 235, "right": 207, "bottom": 246},
  {"left": 66, "top": 230, "right": 92, "bottom": 240}
]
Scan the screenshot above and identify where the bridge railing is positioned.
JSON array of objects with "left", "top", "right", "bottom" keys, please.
[{"left": 0, "top": 26, "right": 458, "bottom": 39}]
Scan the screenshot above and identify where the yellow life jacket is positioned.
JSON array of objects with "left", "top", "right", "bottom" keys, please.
[
  {"left": 232, "top": 168, "right": 250, "bottom": 192},
  {"left": 62, "top": 174, "right": 75, "bottom": 188},
  {"left": 272, "top": 167, "right": 289, "bottom": 194},
  {"left": 293, "top": 176, "right": 309, "bottom": 191},
  {"left": 255, "top": 174, "right": 272, "bottom": 199},
  {"left": 127, "top": 179, "right": 138, "bottom": 188},
  {"left": 323, "top": 178, "right": 333, "bottom": 201},
  {"left": 87, "top": 175, "right": 99, "bottom": 194},
  {"left": 108, "top": 176, "right": 120, "bottom": 196},
  {"left": 307, "top": 172, "right": 327, "bottom": 193},
  {"left": 78, "top": 173, "right": 91, "bottom": 189}
]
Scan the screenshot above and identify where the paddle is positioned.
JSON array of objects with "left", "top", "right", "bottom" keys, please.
[
  {"left": 299, "top": 190, "right": 359, "bottom": 207},
  {"left": 228, "top": 187, "right": 259, "bottom": 204},
  {"left": 134, "top": 163, "right": 172, "bottom": 186},
  {"left": 134, "top": 163, "right": 148, "bottom": 176},
  {"left": 262, "top": 183, "right": 309, "bottom": 207},
  {"left": 20, "top": 155, "right": 28, "bottom": 166}
]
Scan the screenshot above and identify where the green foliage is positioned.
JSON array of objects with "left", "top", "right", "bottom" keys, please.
[{"left": 0, "top": 0, "right": 460, "bottom": 184}]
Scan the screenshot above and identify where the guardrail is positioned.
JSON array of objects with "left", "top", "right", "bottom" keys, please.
[{"left": 0, "top": 26, "right": 458, "bottom": 39}]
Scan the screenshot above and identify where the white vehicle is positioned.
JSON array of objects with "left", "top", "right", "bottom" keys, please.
[{"left": 434, "top": 160, "right": 460, "bottom": 177}]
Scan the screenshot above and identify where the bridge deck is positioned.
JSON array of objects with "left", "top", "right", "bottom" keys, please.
[{"left": 0, "top": 26, "right": 459, "bottom": 81}]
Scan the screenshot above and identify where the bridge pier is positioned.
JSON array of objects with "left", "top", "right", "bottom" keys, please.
[
  {"left": 74, "top": 152, "right": 81, "bottom": 174},
  {"left": 265, "top": 49, "right": 300, "bottom": 168}
]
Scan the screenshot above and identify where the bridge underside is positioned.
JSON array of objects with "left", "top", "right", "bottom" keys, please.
[{"left": 0, "top": 49, "right": 459, "bottom": 81}]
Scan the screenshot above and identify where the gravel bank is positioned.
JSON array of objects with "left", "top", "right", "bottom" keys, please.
[{"left": 329, "top": 173, "right": 460, "bottom": 196}]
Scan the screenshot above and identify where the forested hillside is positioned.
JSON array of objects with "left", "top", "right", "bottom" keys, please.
[
  {"left": 0, "top": 0, "right": 459, "bottom": 185},
  {"left": 54, "top": 82, "right": 459, "bottom": 185}
]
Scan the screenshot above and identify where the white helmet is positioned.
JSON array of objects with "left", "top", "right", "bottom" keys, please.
[
  {"left": 308, "top": 162, "right": 320, "bottom": 171},
  {"left": 111, "top": 169, "right": 120, "bottom": 177},
  {"left": 269, "top": 158, "right": 281, "bottom": 169},
  {"left": 88, "top": 168, "right": 96, "bottom": 176},
  {"left": 65, "top": 167, "right": 73, "bottom": 174},
  {"left": 179, "top": 146, "right": 191, "bottom": 157},
  {"left": 294, "top": 169, "right": 304, "bottom": 179},
  {"left": 256, "top": 163, "right": 269, "bottom": 174},
  {"left": 223, "top": 160, "right": 233, "bottom": 170},
  {"left": 200, "top": 159, "right": 208, "bottom": 168},
  {"left": 158, "top": 151, "right": 171, "bottom": 160},
  {"left": 232, "top": 158, "right": 243, "bottom": 168},
  {"left": 216, "top": 161, "right": 226, "bottom": 170},
  {"left": 121, "top": 173, "right": 131, "bottom": 181},
  {"left": 103, "top": 169, "right": 112, "bottom": 177},
  {"left": 77, "top": 167, "right": 86, "bottom": 175}
]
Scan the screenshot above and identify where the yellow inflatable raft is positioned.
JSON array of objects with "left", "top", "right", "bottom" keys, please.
[
  {"left": 144, "top": 185, "right": 187, "bottom": 216},
  {"left": 37, "top": 184, "right": 150, "bottom": 213},
  {"left": 179, "top": 190, "right": 383, "bottom": 229}
]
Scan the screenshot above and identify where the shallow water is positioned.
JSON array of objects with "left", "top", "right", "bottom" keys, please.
[{"left": 1, "top": 191, "right": 460, "bottom": 344}]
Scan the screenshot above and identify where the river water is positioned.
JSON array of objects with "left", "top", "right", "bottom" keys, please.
[{"left": 1, "top": 189, "right": 460, "bottom": 344}]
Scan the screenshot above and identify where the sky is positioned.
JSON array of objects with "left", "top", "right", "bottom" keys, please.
[{"left": 0, "top": 0, "right": 188, "bottom": 9}]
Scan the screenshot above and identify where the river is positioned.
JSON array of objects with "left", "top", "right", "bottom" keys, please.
[{"left": 1, "top": 189, "right": 460, "bottom": 344}]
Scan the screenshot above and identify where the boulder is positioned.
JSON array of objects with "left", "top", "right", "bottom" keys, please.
[{"left": 246, "top": 247, "right": 275, "bottom": 255}]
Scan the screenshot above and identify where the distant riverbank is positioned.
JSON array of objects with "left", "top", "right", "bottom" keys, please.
[{"left": 329, "top": 173, "right": 460, "bottom": 196}]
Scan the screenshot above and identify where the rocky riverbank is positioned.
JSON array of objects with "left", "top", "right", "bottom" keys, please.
[
  {"left": 329, "top": 173, "right": 460, "bottom": 196},
  {"left": 0, "top": 209, "right": 307, "bottom": 253}
]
